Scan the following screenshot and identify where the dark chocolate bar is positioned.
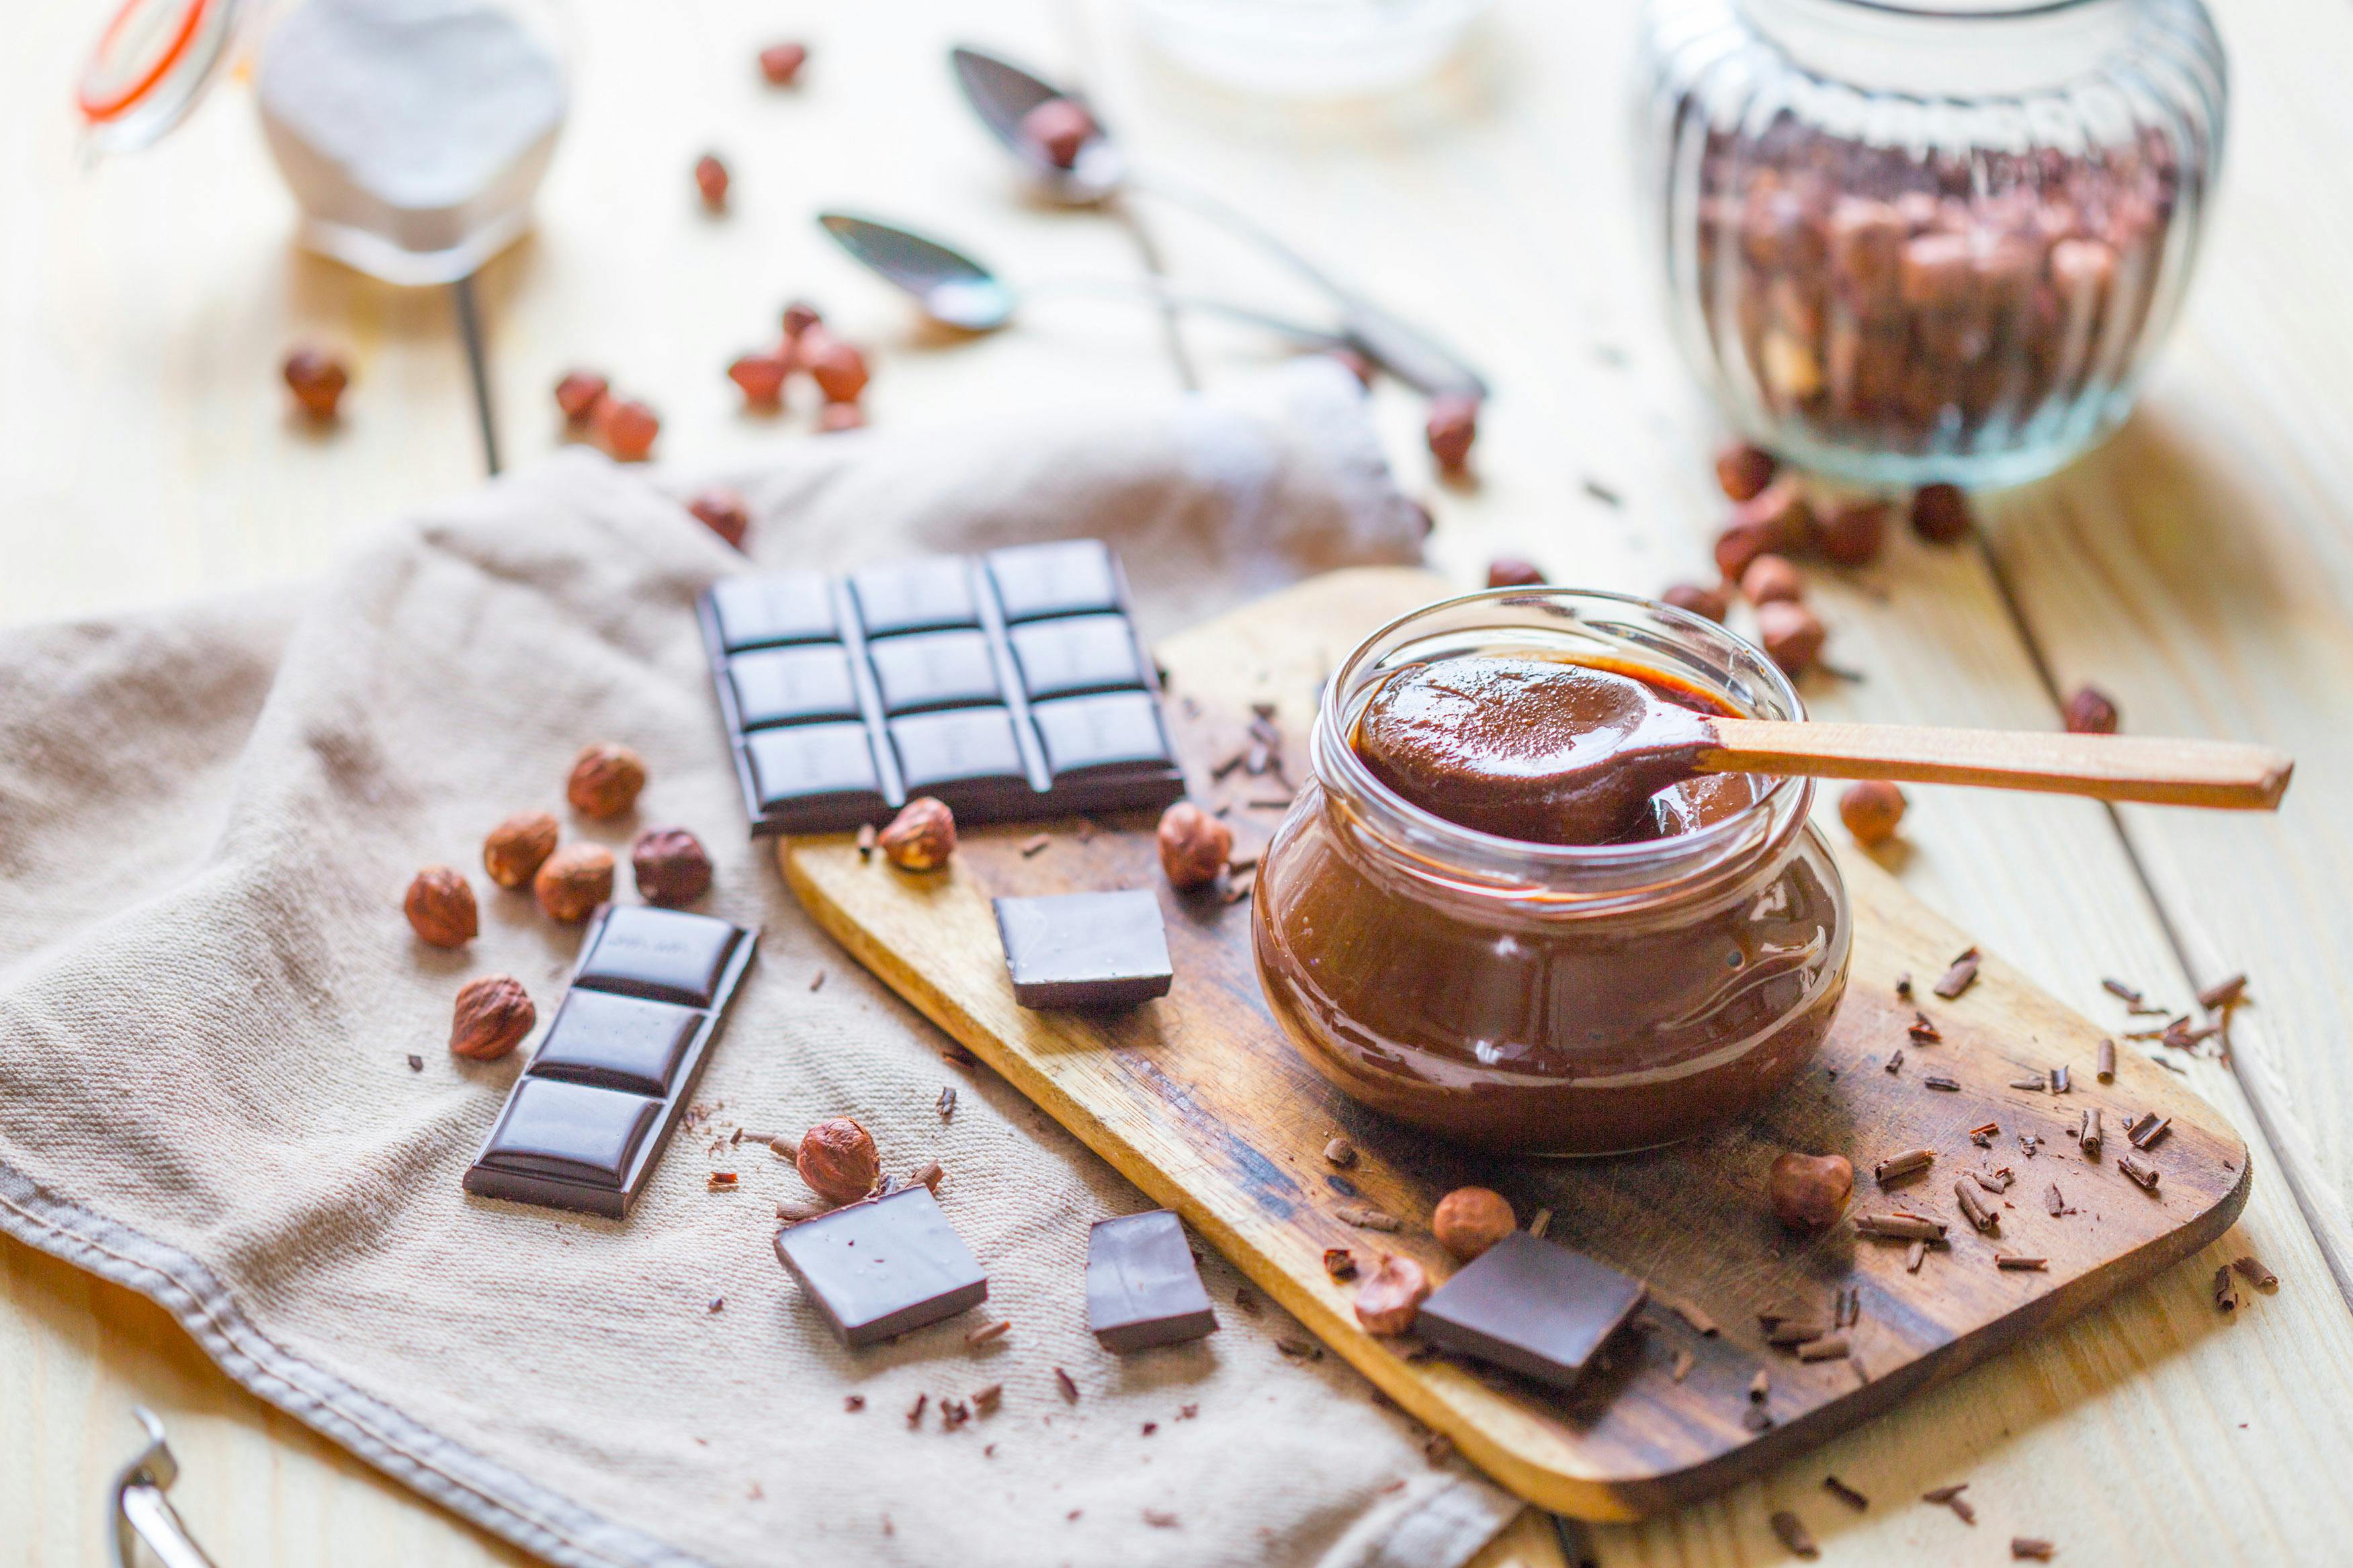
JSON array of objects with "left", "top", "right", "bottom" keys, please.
[
  {"left": 774, "top": 1185, "right": 989, "bottom": 1346},
  {"left": 697, "top": 539, "right": 1187, "bottom": 836},
  {"left": 1413, "top": 1231, "right": 1648, "bottom": 1392},
  {"left": 992, "top": 889, "right": 1173, "bottom": 1008},
  {"left": 463, "top": 905, "right": 755, "bottom": 1218},
  {"left": 1086, "top": 1210, "right": 1219, "bottom": 1352}
]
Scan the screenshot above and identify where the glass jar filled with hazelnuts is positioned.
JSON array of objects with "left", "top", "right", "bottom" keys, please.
[{"left": 1637, "top": 0, "right": 2225, "bottom": 486}]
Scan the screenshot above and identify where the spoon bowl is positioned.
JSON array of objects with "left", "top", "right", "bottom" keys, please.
[
  {"left": 949, "top": 47, "right": 1124, "bottom": 204},
  {"left": 818, "top": 213, "right": 1017, "bottom": 329}
]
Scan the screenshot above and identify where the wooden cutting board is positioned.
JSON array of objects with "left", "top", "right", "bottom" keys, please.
[{"left": 779, "top": 567, "right": 2250, "bottom": 1521}]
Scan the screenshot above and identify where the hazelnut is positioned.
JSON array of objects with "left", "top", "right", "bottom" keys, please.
[
  {"left": 450, "top": 974, "right": 536, "bottom": 1061},
  {"left": 1713, "top": 519, "right": 1778, "bottom": 584},
  {"left": 1424, "top": 393, "right": 1480, "bottom": 473},
  {"left": 816, "top": 401, "right": 867, "bottom": 435},
  {"left": 1485, "top": 558, "right": 1546, "bottom": 589},
  {"left": 1909, "top": 482, "right": 1972, "bottom": 544},
  {"left": 758, "top": 41, "right": 808, "bottom": 86},
  {"left": 1732, "top": 478, "right": 1815, "bottom": 554},
  {"left": 1715, "top": 443, "right": 1778, "bottom": 502},
  {"left": 727, "top": 352, "right": 789, "bottom": 410},
  {"left": 1662, "top": 581, "right": 1731, "bottom": 623},
  {"left": 803, "top": 335, "right": 870, "bottom": 404},
  {"left": 1019, "top": 96, "right": 1097, "bottom": 169},
  {"left": 1156, "top": 800, "right": 1233, "bottom": 891},
  {"left": 1838, "top": 780, "right": 1907, "bottom": 847},
  {"left": 1740, "top": 554, "right": 1805, "bottom": 605},
  {"left": 693, "top": 152, "right": 730, "bottom": 210},
  {"left": 687, "top": 488, "right": 751, "bottom": 551},
  {"left": 1754, "top": 599, "right": 1826, "bottom": 675},
  {"left": 282, "top": 349, "right": 349, "bottom": 421},
  {"left": 1432, "top": 1186, "right": 1516, "bottom": 1261},
  {"left": 535, "top": 842, "right": 615, "bottom": 923},
  {"left": 879, "top": 797, "right": 956, "bottom": 871},
  {"left": 554, "top": 369, "right": 608, "bottom": 424},
  {"left": 1352, "top": 1253, "right": 1432, "bottom": 1336},
  {"left": 594, "top": 396, "right": 660, "bottom": 462},
  {"left": 482, "top": 810, "right": 559, "bottom": 889},
  {"left": 2063, "top": 684, "right": 2120, "bottom": 735},
  {"left": 796, "top": 1117, "right": 882, "bottom": 1205},
  {"left": 782, "top": 300, "right": 824, "bottom": 340},
  {"left": 404, "top": 866, "right": 478, "bottom": 948},
  {"left": 631, "top": 826, "right": 714, "bottom": 906},
  {"left": 567, "top": 742, "right": 648, "bottom": 819},
  {"left": 1766, "top": 1151, "right": 1853, "bottom": 1231},
  {"left": 1818, "top": 498, "right": 1889, "bottom": 566}
]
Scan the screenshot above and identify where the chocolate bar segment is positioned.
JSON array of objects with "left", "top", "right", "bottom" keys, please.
[
  {"left": 1086, "top": 1210, "right": 1219, "bottom": 1352},
  {"left": 993, "top": 890, "right": 1173, "bottom": 1008},
  {"left": 697, "top": 540, "right": 1184, "bottom": 836},
  {"left": 774, "top": 1186, "right": 988, "bottom": 1346},
  {"left": 464, "top": 904, "right": 756, "bottom": 1218},
  {"left": 1414, "top": 1231, "right": 1648, "bottom": 1391}
]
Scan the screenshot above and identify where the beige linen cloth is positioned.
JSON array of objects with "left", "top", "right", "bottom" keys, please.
[{"left": 0, "top": 362, "right": 1523, "bottom": 1568}]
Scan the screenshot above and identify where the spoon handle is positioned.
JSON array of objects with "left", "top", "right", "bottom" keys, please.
[{"left": 1702, "top": 719, "right": 2294, "bottom": 810}]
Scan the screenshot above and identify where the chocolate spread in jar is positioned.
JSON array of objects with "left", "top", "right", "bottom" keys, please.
[{"left": 1252, "top": 652, "right": 1849, "bottom": 1154}]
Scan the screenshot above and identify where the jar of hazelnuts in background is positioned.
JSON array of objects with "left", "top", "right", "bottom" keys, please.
[{"left": 1636, "top": 0, "right": 2226, "bottom": 487}]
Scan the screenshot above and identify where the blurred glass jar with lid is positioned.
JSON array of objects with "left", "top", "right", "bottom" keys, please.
[
  {"left": 1637, "top": 0, "right": 2226, "bottom": 488},
  {"left": 78, "top": 0, "right": 567, "bottom": 286}
]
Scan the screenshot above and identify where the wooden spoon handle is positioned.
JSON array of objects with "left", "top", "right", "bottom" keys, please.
[{"left": 1703, "top": 719, "right": 2294, "bottom": 810}]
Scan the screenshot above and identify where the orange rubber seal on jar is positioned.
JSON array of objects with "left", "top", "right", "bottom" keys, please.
[{"left": 77, "top": 0, "right": 214, "bottom": 122}]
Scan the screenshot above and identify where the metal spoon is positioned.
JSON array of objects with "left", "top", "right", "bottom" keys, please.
[
  {"left": 818, "top": 212, "right": 1355, "bottom": 350},
  {"left": 949, "top": 45, "right": 1487, "bottom": 398}
]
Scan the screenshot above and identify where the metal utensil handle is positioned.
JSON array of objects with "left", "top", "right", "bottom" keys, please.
[
  {"left": 1024, "top": 277, "right": 1353, "bottom": 349},
  {"left": 118, "top": 1483, "right": 220, "bottom": 1568}
]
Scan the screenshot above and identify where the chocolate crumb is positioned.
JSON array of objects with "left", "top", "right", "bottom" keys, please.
[
  {"left": 1054, "top": 1366, "right": 1079, "bottom": 1403},
  {"left": 2102, "top": 977, "right": 2143, "bottom": 1005},
  {"left": 1924, "top": 1483, "right": 1975, "bottom": 1524},
  {"left": 1019, "top": 832, "right": 1050, "bottom": 857},
  {"left": 1275, "top": 1336, "right": 1322, "bottom": 1360},
  {"left": 1671, "top": 1348, "right": 1694, "bottom": 1381},
  {"left": 856, "top": 823, "right": 877, "bottom": 860},
  {"left": 845, "top": 1394, "right": 864, "bottom": 1411},
  {"left": 1424, "top": 1432, "right": 1455, "bottom": 1465},
  {"left": 1235, "top": 1284, "right": 1262, "bottom": 1315},
  {"left": 906, "top": 1393, "right": 927, "bottom": 1424},
  {"left": 1823, "top": 1475, "right": 1869, "bottom": 1510},
  {"left": 708, "top": 1296, "right": 724, "bottom": 1313},
  {"left": 1142, "top": 1421, "right": 1158, "bottom": 1436},
  {"left": 941, "top": 1398, "right": 971, "bottom": 1430},
  {"left": 2046, "top": 1184, "right": 2065, "bottom": 1217},
  {"left": 1886, "top": 1049, "right": 1904, "bottom": 1074},
  {"left": 974, "top": 1383, "right": 1002, "bottom": 1413},
  {"left": 2198, "top": 973, "right": 2248, "bottom": 1011},
  {"left": 1336, "top": 1203, "right": 1403, "bottom": 1232},
  {"left": 1750, "top": 1369, "right": 1770, "bottom": 1401},
  {"left": 808, "top": 970, "right": 825, "bottom": 992},
  {"left": 1143, "top": 1509, "right": 1179, "bottom": 1528},
  {"left": 1769, "top": 1510, "right": 1818, "bottom": 1559},
  {"left": 1324, "top": 1136, "right": 1358, "bottom": 1168},
  {"left": 1895, "top": 973, "right": 1913, "bottom": 998},
  {"left": 1323, "top": 1248, "right": 1358, "bottom": 1280},
  {"left": 2232, "top": 1254, "right": 2278, "bottom": 1291},
  {"left": 2012, "top": 1539, "right": 2055, "bottom": 1561},
  {"left": 1934, "top": 949, "right": 1980, "bottom": 1000},
  {"left": 966, "top": 1319, "right": 1011, "bottom": 1347},
  {"left": 1924, "top": 1075, "right": 1962, "bottom": 1092}
]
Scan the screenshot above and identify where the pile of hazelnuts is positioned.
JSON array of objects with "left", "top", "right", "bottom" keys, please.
[
  {"left": 403, "top": 743, "right": 717, "bottom": 1063},
  {"left": 725, "top": 298, "right": 871, "bottom": 433}
]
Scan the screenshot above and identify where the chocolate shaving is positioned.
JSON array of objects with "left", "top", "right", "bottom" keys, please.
[
  {"left": 2117, "top": 1153, "right": 2160, "bottom": 1190},
  {"left": 1323, "top": 1248, "right": 1359, "bottom": 1280},
  {"left": 1823, "top": 1475, "right": 1869, "bottom": 1511},
  {"left": 1924, "top": 1484, "right": 1975, "bottom": 1524},
  {"left": 1143, "top": 1509, "right": 1179, "bottom": 1528},
  {"left": 1750, "top": 1368, "right": 1770, "bottom": 1400},
  {"left": 2012, "top": 1539, "right": 2055, "bottom": 1561},
  {"left": 1924, "top": 1075, "right": 1962, "bottom": 1092},
  {"left": 1906, "top": 1239, "right": 1926, "bottom": 1272},
  {"left": 1275, "top": 1336, "right": 1322, "bottom": 1360},
  {"left": 2096, "top": 1038, "right": 2116, "bottom": 1082},
  {"left": 906, "top": 1393, "right": 928, "bottom": 1424},
  {"left": 1886, "top": 1049, "right": 1904, "bottom": 1074},
  {"left": 1765, "top": 1319, "right": 1831, "bottom": 1347},
  {"left": 1668, "top": 1347, "right": 1694, "bottom": 1381},
  {"left": 2102, "top": 977, "right": 2143, "bottom": 1005},
  {"left": 1054, "top": 1366, "right": 1080, "bottom": 1403},
  {"left": 1662, "top": 1295, "right": 1721, "bottom": 1336},
  {"left": 937, "top": 1086, "right": 957, "bottom": 1120},
  {"left": 1528, "top": 1207, "right": 1553, "bottom": 1239},
  {"left": 1795, "top": 1334, "right": 1849, "bottom": 1362},
  {"left": 855, "top": 823, "right": 878, "bottom": 859},
  {"left": 1769, "top": 1510, "right": 1818, "bottom": 1558},
  {"left": 2051, "top": 1065, "right": 2070, "bottom": 1094},
  {"left": 2232, "top": 1254, "right": 2278, "bottom": 1291},
  {"left": 1955, "top": 1180, "right": 1997, "bottom": 1233},
  {"left": 1336, "top": 1203, "right": 1402, "bottom": 1232},
  {"left": 1973, "top": 1168, "right": 2014, "bottom": 1194},
  {"left": 707, "top": 1171, "right": 738, "bottom": 1191},
  {"left": 2128, "top": 1113, "right": 2171, "bottom": 1149},
  {"left": 1908, "top": 1013, "right": 1942, "bottom": 1045},
  {"left": 1019, "top": 832, "right": 1051, "bottom": 857},
  {"left": 2008, "top": 1076, "right": 2049, "bottom": 1092},
  {"left": 1874, "top": 1148, "right": 1935, "bottom": 1184},
  {"left": 966, "top": 1319, "right": 1011, "bottom": 1347},
  {"left": 2198, "top": 973, "right": 2248, "bottom": 1011},
  {"left": 2079, "top": 1108, "right": 2103, "bottom": 1158},
  {"left": 1934, "top": 949, "right": 1980, "bottom": 1000},
  {"left": 941, "top": 1398, "right": 972, "bottom": 1430},
  {"left": 1996, "top": 1254, "right": 2048, "bottom": 1271},
  {"left": 2045, "top": 1184, "right": 2065, "bottom": 1217},
  {"left": 1855, "top": 1213, "right": 1948, "bottom": 1242},
  {"left": 2213, "top": 1265, "right": 2239, "bottom": 1314},
  {"left": 973, "top": 1383, "right": 1002, "bottom": 1414}
]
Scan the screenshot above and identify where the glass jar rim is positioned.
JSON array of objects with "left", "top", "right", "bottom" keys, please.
[{"left": 1310, "top": 586, "right": 1816, "bottom": 910}]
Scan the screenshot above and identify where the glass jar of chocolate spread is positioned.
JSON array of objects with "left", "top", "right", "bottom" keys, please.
[
  {"left": 1252, "top": 589, "right": 1851, "bottom": 1154},
  {"left": 1637, "top": 0, "right": 2226, "bottom": 487}
]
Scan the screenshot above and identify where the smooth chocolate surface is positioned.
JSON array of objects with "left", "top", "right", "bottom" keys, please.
[
  {"left": 697, "top": 540, "right": 1186, "bottom": 836},
  {"left": 1086, "top": 1210, "right": 1219, "bottom": 1352},
  {"left": 1414, "top": 1231, "right": 1648, "bottom": 1391},
  {"left": 993, "top": 890, "right": 1173, "bottom": 1008},
  {"left": 774, "top": 1185, "right": 988, "bottom": 1346},
  {"left": 1354, "top": 657, "right": 1717, "bottom": 845},
  {"left": 464, "top": 904, "right": 755, "bottom": 1217}
]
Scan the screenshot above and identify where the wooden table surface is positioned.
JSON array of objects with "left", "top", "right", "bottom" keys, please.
[{"left": 5, "top": 1, "right": 2349, "bottom": 1565}]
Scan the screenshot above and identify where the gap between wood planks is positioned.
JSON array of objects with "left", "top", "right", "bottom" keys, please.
[{"left": 1975, "top": 527, "right": 2353, "bottom": 1311}]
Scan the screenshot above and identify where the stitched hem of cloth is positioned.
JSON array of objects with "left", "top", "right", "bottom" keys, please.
[{"left": 0, "top": 1158, "right": 710, "bottom": 1568}]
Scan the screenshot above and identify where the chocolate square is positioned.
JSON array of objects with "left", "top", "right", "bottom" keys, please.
[
  {"left": 888, "top": 708, "right": 1029, "bottom": 795},
  {"left": 1008, "top": 614, "right": 1146, "bottom": 701},
  {"left": 992, "top": 889, "right": 1173, "bottom": 1008},
  {"left": 475, "top": 1078, "right": 661, "bottom": 1190},
  {"left": 1030, "top": 692, "right": 1174, "bottom": 781},
  {"left": 745, "top": 722, "right": 886, "bottom": 816},
  {"left": 573, "top": 907, "right": 742, "bottom": 1007},
  {"left": 1414, "top": 1232, "right": 1648, "bottom": 1391},
  {"left": 709, "top": 573, "right": 838, "bottom": 651},
  {"left": 986, "top": 539, "right": 1121, "bottom": 622},
  {"left": 728, "top": 645, "right": 862, "bottom": 730},
  {"left": 528, "top": 990, "right": 701, "bottom": 1096},
  {"left": 773, "top": 1186, "right": 989, "bottom": 1347},
  {"left": 851, "top": 559, "right": 978, "bottom": 638},
  {"left": 865, "top": 629, "right": 1003, "bottom": 714},
  {"left": 1086, "top": 1210, "right": 1219, "bottom": 1352}
]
